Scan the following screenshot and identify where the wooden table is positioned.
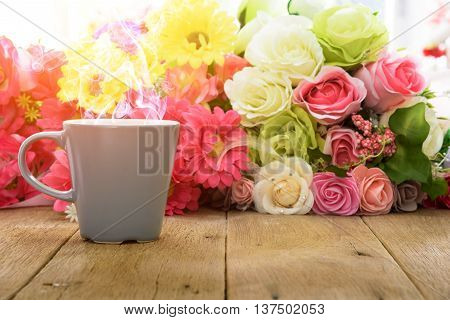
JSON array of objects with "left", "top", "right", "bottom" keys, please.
[{"left": 0, "top": 207, "right": 449, "bottom": 300}]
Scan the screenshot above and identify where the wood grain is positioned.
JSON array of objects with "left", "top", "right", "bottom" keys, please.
[
  {"left": 0, "top": 207, "right": 77, "bottom": 299},
  {"left": 362, "top": 210, "right": 450, "bottom": 299},
  {"left": 14, "top": 208, "right": 226, "bottom": 299},
  {"left": 226, "top": 211, "right": 423, "bottom": 300}
]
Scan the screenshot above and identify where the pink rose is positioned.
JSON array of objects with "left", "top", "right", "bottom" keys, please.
[
  {"left": 323, "top": 127, "right": 360, "bottom": 167},
  {"left": 231, "top": 177, "right": 254, "bottom": 211},
  {"left": 293, "top": 66, "right": 366, "bottom": 125},
  {"left": 0, "top": 37, "right": 20, "bottom": 105},
  {"left": 351, "top": 165, "right": 394, "bottom": 215},
  {"left": 312, "top": 172, "right": 360, "bottom": 216},
  {"left": 355, "top": 53, "right": 427, "bottom": 113}
]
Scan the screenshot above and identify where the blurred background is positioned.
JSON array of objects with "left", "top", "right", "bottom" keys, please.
[{"left": 0, "top": 0, "right": 448, "bottom": 116}]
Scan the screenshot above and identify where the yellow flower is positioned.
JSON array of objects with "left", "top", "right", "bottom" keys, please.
[
  {"left": 16, "top": 93, "right": 33, "bottom": 109},
  {"left": 149, "top": 0, "right": 237, "bottom": 69},
  {"left": 24, "top": 104, "right": 41, "bottom": 124},
  {"left": 58, "top": 34, "right": 163, "bottom": 114}
]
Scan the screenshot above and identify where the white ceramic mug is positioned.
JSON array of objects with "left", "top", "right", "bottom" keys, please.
[{"left": 18, "top": 119, "right": 179, "bottom": 244}]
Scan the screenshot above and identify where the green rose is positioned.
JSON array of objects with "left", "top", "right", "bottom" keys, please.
[
  {"left": 250, "top": 108, "right": 318, "bottom": 166},
  {"left": 312, "top": 4, "right": 388, "bottom": 68},
  {"left": 238, "top": 0, "right": 289, "bottom": 26}
]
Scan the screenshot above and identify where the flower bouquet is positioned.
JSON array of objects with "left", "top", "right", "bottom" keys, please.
[{"left": 1, "top": 0, "right": 449, "bottom": 218}]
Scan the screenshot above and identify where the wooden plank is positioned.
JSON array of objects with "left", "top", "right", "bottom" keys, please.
[
  {"left": 14, "top": 208, "right": 226, "bottom": 299},
  {"left": 362, "top": 210, "right": 450, "bottom": 299},
  {"left": 0, "top": 207, "right": 77, "bottom": 300},
  {"left": 227, "top": 211, "right": 423, "bottom": 299}
]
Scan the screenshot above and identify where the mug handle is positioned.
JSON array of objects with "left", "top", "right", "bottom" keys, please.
[{"left": 18, "top": 131, "right": 74, "bottom": 202}]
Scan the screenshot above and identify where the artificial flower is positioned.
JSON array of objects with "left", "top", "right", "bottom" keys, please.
[
  {"left": 422, "top": 174, "right": 450, "bottom": 209},
  {"left": 394, "top": 181, "right": 425, "bottom": 212},
  {"left": 214, "top": 54, "right": 250, "bottom": 97},
  {"left": 253, "top": 157, "right": 314, "bottom": 215},
  {"left": 224, "top": 67, "right": 292, "bottom": 127},
  {"left": 245, "top": 15, "right": 323, "bottom": 85},
  {"left": 93, "top": 20, "right": 147, "bottom": 55},
  {"left": 64, "top": 203, "right": 78, "bottom": 223},
  {"left": 0, "top": 37, "right": 20, "bottom": 105},
  {"left": 422, "top": 107, "right": 444, "bottom": 158},
  {"left": 351, "top": 165, "right": 394, "bottom": 215},
  {"left": 252, "top": 108, "right": 318, "bottom": 165},
  {"left": 293, "top": 66, "right": 366, "bottom": 125},
  {"left": 355, "top": 53, "right": 427, "bottom": 113},
  {"left": 165, "top": 181, "right": 201, "bottom": 215},
  {"left": 0, "top": 100, "right": 25, "bottom": 134},
  {"left": 199, "top": 187, "right": 231, "bottom": 210},
  {"left": 323, "top": 127, "right": 360, "bottom": 168},
  {"left": 311, "top": 172, "right": 360, "bottom": 216},
  {"left": 352, "top": 114, "right": 397, "bottom": 159},
  {"left": 180, "top": 105, "right": 249, "bottom": 189},
  {"left": 152, "top": 0, "right": 237, "bottom": 68},
  {"left": 288, "top": 0, "right": 336, "bottom": 19},
  {"left": 41, "top": 150, "right": 72, "bottom": 212},
  {"left": 16, "top": 45, "right": 65, "bottom": 100},
  {"left": 237, "top": 0, "right": 288, "bottom": 26},
  {"left": 0, "top": 133, "right": 39, "bottom": 207},
  {"left": 231, "top": 177, "right": 254, "bottom": 211},
  {"left": 165, "top": 64, "right": 218, "bottom": 105},
  {"left": 235, "top": 12, "right": 272, "bottom": 55},
  {"left": 114, "top": 89, "right": 167, "bottom": 120},
  {"left": 312, "top": 4, "right": 388, "bottom": 68},
  {"left": 35, "top": 98, "right": 78, "bottom": 130},
  {"left": 58, "top": 34, "right": 153, "bottom": 114}
]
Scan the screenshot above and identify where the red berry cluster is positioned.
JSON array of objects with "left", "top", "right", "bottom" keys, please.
[{"left": 352, "top": 114, "right": 397, "bottom": 159}]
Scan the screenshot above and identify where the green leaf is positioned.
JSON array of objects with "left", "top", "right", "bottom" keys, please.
[
  {"left": 324, "top": 166, "right": 348, "bottom": 177},
  {"left": 381, "top": 103, "right": 432, "bottom": 184},
  {"left": 419, "top": 87, "right": 437, "bottom": 99},
  {"left": 439, "top": 129, "right": 450, "bottom": 155},
  {"left": 422, "top": 177, "right": 448, "bottom": 200}
]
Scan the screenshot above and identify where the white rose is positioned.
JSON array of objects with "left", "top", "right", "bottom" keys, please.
[
  {"left": 224, "top": 67, "right": 292, "bottom": 127},
  {"left": 245, "top": 15, "right": 323, "bottom": 85},
  {"left": 253, "top": 157, "right": 314, "bottom": 215},
  {"left": 235, "top": 12, "right": 272, "bottom": 55},
  {"left": 423, "top": 107, "right": 444, "bottom": 157}
]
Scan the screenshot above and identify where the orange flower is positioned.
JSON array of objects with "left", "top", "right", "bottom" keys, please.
[
  {"left": 351, "top": 165, "right": 394, "bottom": 215},
  {"left": 214, "top": 54, "right": 250, "bottom": 96},
  {"left": 165, "top": 64, "right": 218, "bottom": 105}
]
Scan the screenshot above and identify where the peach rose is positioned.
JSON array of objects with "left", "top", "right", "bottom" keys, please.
[
  {"left": 323, "top": 127, "right": 360, "bottom": 167},
  {"left": 355, "top": 52, "right": 427, "bottom": 114},
  {"left": 351, "top": 165, "right": 394, "bottom": 215}
]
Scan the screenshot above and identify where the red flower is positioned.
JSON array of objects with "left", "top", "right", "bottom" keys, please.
[
  {"left": 17, "top": 45, "right": 65, "bottom": 100},
  {"left": 0, "top": 37, "right": 20, "bottom": 105},
  {"left": 36, "top": 98, "right": 77, "bottom": 130},
  {"left": 214, "top": 54, "right": 250, "bottom": 98},
  {"left": 423, "top": 174, "right": 450, "bottom": 209},
  {"left": 0, "top": 133, "right": 39, "bottom": 207},
  {"left": 0, "top": 99, "right": 25, "bottom": 134}
]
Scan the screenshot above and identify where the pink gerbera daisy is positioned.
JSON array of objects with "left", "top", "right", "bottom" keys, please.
[
  {"left": 180, "top": 105, "right": 248, "bottom": 189},
  {"left": 165, "top": 181, "right": 201, "bottom": 216},
  {"left": 41, "top": 150, "right": 72, "bottom": 212}
]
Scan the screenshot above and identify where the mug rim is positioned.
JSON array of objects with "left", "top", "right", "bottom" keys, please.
[{"left": 63, "top": 119, "right": 179, "bottom": 127}]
